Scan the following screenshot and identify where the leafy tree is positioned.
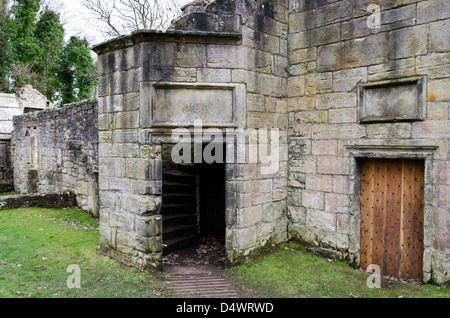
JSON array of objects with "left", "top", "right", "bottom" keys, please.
[
  {"left": 33, "top": 9, "right": 64, "bottom": 100},
  {"left": 9, "top": 0, "right": 40, "bottom": 64},
  {"left": 58, "top": 36, "right": 97, "bottom": 106},
  {"left": 0, "top": 0, "right": 97, "bottom": 105},
  {"left": 0, "top": 0, "right": 12, "bottom": 91}
]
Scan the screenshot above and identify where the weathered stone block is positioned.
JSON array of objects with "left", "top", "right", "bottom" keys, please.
[
  {"left": 207, "top": 45, "right": 252, "bottom": 69},
  {"left": 113, "top": 130, "right": 138, "bottom": 143},
  {"left": 388, "top": 25, "right": 428, "bottom": 59},
  {"left": 317, "top": 156, "right": 346, "bottom": 175},
  {"left": 412, "top": 120, "right": 450, "bottom": 139},
  {"left": 428, "top": 78, "right": 450, "bottom": 102},
  {"left": 305, "top": 73, "right": 332, "bottom": 95},
  {"left": 306, "top": 174, "right": 333, "bottom": 192},
  {"left": 310, "top": 24, "right": 341, "bottom": 47},
  {"left": 430, "top": 20, "right": 450, "bottom": 53},
  {"left": 315, "top": 93, "right": 357, "bottom": 110},
  {"left": 368, "top": 57, "right": 415, "bottom": 81},
  {"left": 329, "top": 108, "right": 357, "bottom": 123},
  {"left": 289, "top": 139, "right": 311, "bottom": 160},
  {"left": 261, "top": 74, "right": 286, "bottom": 98},
  {"left": 197, "top": 68, "right": 231, "bottom": 82},
  {"left": 119, "top": 193, "right": 161, "bottom": 215},
  {"left": 312, "top": 140, "right": 337, "bottom": 156},
  {"left": 302, "top": 190, "right": 325, "bottom": 210},
  {"left": 141, "top": 42, "right": 177, "bottom": 67},
  {"left": 365, "top": 123, "right": 412, "bottom": 139},
  {"left": 115, "top": 111, "right": 140, "bottom": 129},
  {"left": 341, "top": 16, "right": 370, "bottom": 41},
  {"left": 288, "top": 31, "right": 309, "bottom": 51},
  {"left": 306, "top": 210, "right": 336, "bottom": 232},
  {"left": 345, "top": 33, "right": 389, "bottom": 68},
  {"left": 333, "top": 67, "right": 367, "bottom": 92},
  {"left": 238, "top": 205, "right": 263, "bottom": 228},
  {"left": 175, "top": 44, "right": 207, "bottom": 67},
  {"left": 295, "top": 110, "right": 328, "bottom": 124},
  {"left": 289, "top": 10, "right": 315, "bottom": 32},
  {"left": 325, "top": 193, "right": 350, "bottom": 213},
  {"left": 288, "top": 96, "right": 315, "bottom": 112},
  {"left": 317, "top": 43, "right": 344, "bottom": 72},
  {"left": 287, "top": 205, "right": 306, "bottom": 224},
  {"left": 288, "top": 171, "right": 306, "bottom": 188},
  {"left": 290, "top": 47, "right": 317, "bottom": 65},
  {"left": 315, "top": 0, "right": 352, "bottom": 26},
  {"left": 232, "top": 70, "right": 260, "bottom": 93},
  {"left": 287, "top": 76, "right": 305, "bottom": 97},
  {"left": 417, "top": 0, "right": 450, "bottom": 24}
]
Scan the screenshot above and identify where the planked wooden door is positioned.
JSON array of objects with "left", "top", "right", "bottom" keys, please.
[{"left": 360, "top": 158, "right": 425, "bottom": 280}]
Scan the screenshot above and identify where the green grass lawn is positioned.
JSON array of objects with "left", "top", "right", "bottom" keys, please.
[
  {"left": 0, "top": 207, "right": 171, "bottom": 298},
  {"left": 0, "top": 207, "right": 448, "bottom": 298},
  {"left": 0, "top": 192, "right": 17, "bottom": 197},
  {"left": 225, "top": 242, "right": 450, "bottom": 298}
]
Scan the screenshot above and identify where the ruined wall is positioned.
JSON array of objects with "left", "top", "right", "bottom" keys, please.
[
  {"left": 93, "top": 0, "right": 290, "bottom": 269},
  {"left": 0, "top": 139, "right": 13, "bottom": 192},
  {"left": 1, "top": 87, "right": 54, "bottom": 193},
  {"left": 11, "top": 100, "right": 99, "bottom": 216},
  {"left": 287, "top": 0, "right": 449, "bottom": 285},
  {"left": 0, "top": 94, "right": 21, "bottom": 192}
]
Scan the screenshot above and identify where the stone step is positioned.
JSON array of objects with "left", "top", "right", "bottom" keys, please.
[
  {"left": 163, "top": 224, "right": 198, "bottom": 240},
  {"left": 165, "top": 274, "right": 240, "bottom": 298},
  {"left": 162, "top": 181, "right": 196, "bottom": 195},
  {"left": 161, "top": 203, "right": 196, "bottom": 215},
  {"left": 163, "top": 214, "right": 197, "bottom": 227},
  {"left": 162, "top": 193, "right": 196, "bottom": 205},
  {"left": 163, "top": 170, "right": 196, "bottom": 184},
  {"left": 176, "top": 163, "right": 198, "bottom": 174}
]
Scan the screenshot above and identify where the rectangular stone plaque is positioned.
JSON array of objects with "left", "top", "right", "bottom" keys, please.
[
  {"left": 140, "top": 82, "right": 246, "bottom": 128},
  {"left": 358, "top": 77, "right": 426, "bottom": 123}
]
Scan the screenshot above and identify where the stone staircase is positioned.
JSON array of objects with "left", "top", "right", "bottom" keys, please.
[
  {"left": 164, "top": 265, "right": 241, "bottom": 298},
  {"left": 162, "top": 164, "right": 199, "bottom": 254}
]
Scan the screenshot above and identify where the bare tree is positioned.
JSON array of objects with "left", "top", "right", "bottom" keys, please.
[
  {"left": 40, "top": 0, "right": 71, "bottom": 27},
  {"left": 81, "top": 0, "right": 182, "bottom": 39}
]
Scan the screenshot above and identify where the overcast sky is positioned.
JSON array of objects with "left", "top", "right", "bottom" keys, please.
[{"left": 59, "top": 0, "right": 192, "bottom": 46}]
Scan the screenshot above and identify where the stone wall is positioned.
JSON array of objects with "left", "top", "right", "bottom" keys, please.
[
  {"left": 0, "top": 93, "right": 21, "bottom": 193},
  {"left": 287, "top": 0, "right": 449, "bottom": 285},
  {"left": 0, "top": 139, "right": 13, "bottom": 192},
  {"left": 93, "top": 0, "right": 290, "bottom": 269},
  {"left": 1, "top": 86, "right": 54, "bottom": 193},
  {"left": 88, "top": 0, "right": 448, "bottom": 285},
  {"left": 11, "top": 100, "right": 99, "bottom": 216}
]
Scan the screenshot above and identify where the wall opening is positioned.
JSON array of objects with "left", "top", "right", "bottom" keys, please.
[
  {"left": 161, "top": 143, "right": 226, "bottom": 267},
  {"left": 359, "top": 158, "right": 425, "bottom": 281}
]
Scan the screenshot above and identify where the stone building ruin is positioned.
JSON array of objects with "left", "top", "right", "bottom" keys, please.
[
  {"left": 0, "top": 86, "right": 54, "bottom": 193},
  {"left": 1, "top": 0, "right": 449, "bottom": 286}
]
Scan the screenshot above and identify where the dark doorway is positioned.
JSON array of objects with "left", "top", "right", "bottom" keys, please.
[
  {"left": 199, "top": 162, "right": 226, "bottom": 237},
  {"left": 161, "top": 143, "right": 226, "bottom": 267}
]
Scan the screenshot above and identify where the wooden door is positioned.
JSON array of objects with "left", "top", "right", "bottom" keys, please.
[{"left": 360, "top": 158, "right": 424, "bottom": 280}]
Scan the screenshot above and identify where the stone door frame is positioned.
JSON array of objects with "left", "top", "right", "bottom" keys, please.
[
  {"left": 344, "top": 144, "right": 439, "bottom": 282},
  {"left": 150, "top": 130, "right": 240, "bottom": 264}
]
